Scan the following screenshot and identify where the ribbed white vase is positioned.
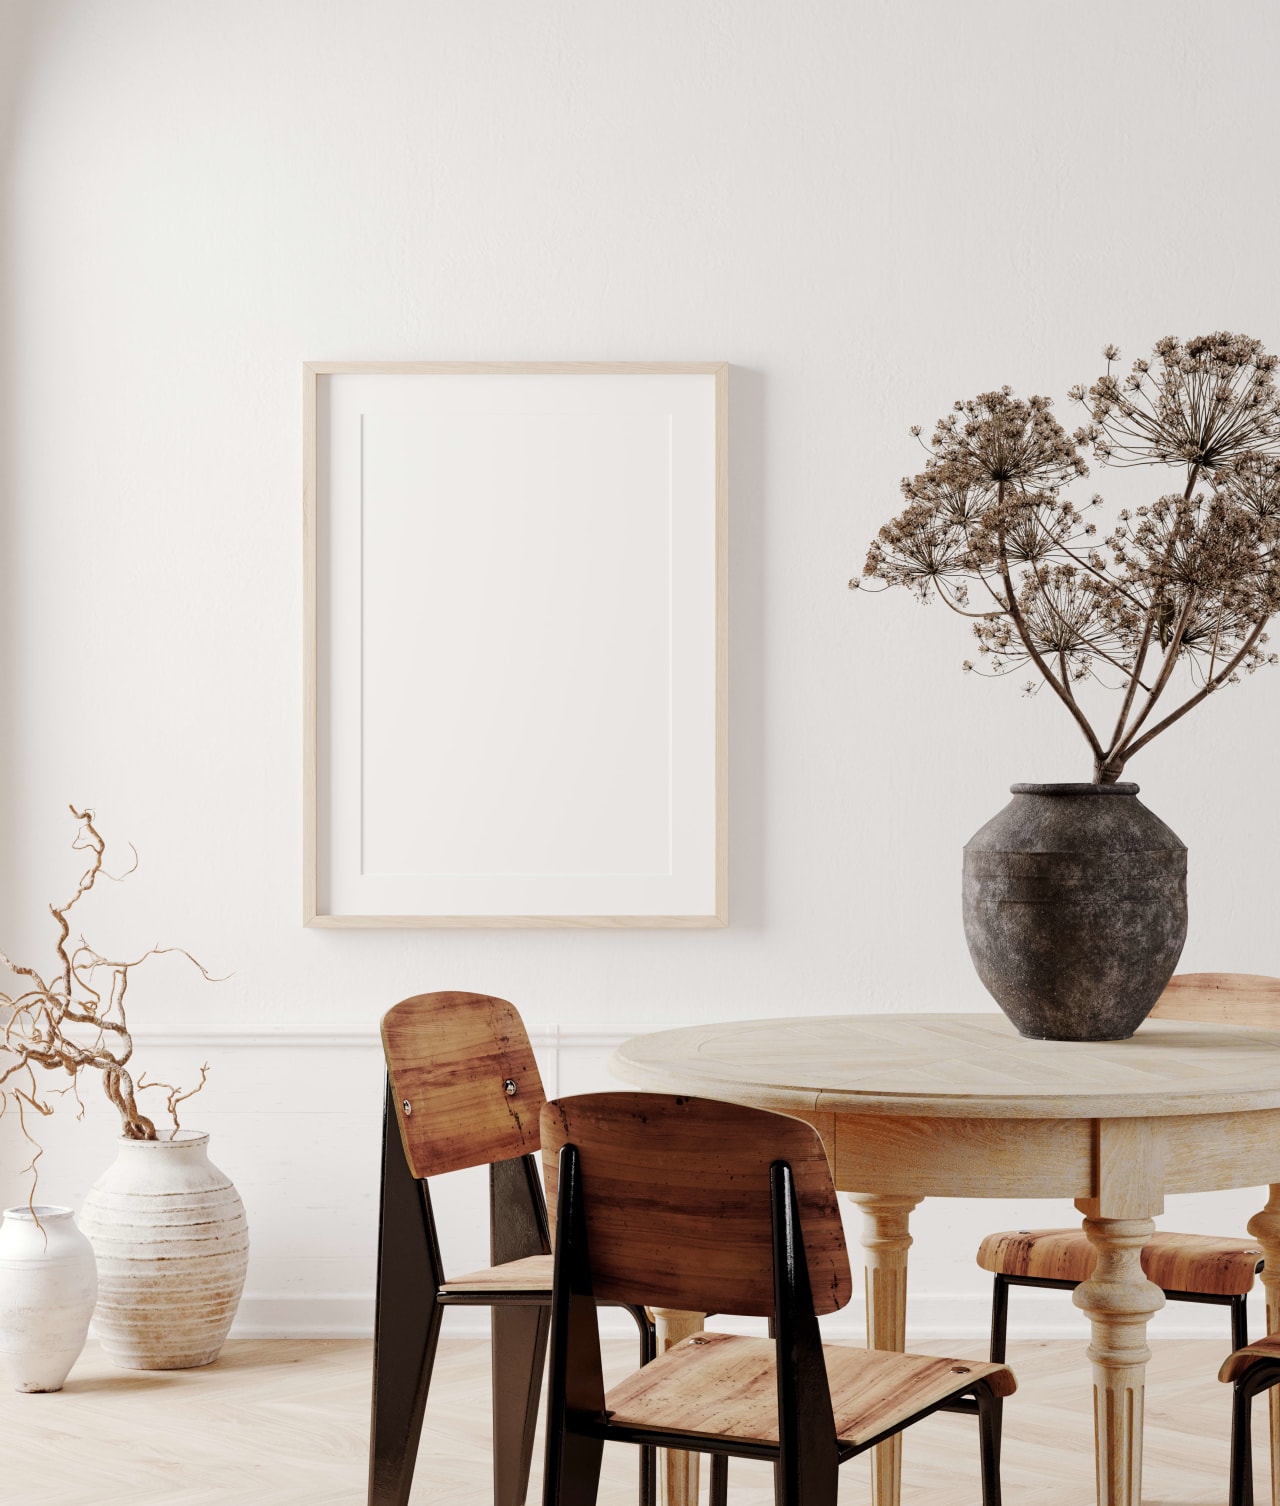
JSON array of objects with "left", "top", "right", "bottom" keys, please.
[
  {"left": 79, "top": 1131, "right": 249, "bottom": 1370},
  {"left": 0, "top": 1205, "right": 98, "bottom": 1392}
]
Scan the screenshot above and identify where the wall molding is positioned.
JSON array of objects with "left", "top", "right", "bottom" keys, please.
[{"left": 232, "top": 1288, "right": 1265, "bottom": 1343}]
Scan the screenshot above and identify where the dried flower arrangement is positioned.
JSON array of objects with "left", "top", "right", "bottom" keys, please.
[
  {"left": 853, "top": 333, "right": 1280, "bottom": 783},
  {"left": 0, "top": 806, "right": 216, "bottom": 1183}
]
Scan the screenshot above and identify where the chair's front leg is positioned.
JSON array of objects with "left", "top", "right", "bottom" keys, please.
[
  {"left": 848, "top": 1193, "right": 921, "bottom": 1506},
  {"left": 493, "top": 1304, "right": 552, "bottom": 1506},
  {"left": 369, "top": 1081, "right": 445, "bottom": 1506}
]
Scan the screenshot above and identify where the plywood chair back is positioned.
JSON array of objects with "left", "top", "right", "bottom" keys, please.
[
  {"left": 540, "top": 1092, "right": 852, "bottom": 1318},
  {"left": 1150, "top": 973, "right": 1280, "bottom": 1030},
  {"left": 381, "top": 990, "right": 546, "bottom": 1178}
]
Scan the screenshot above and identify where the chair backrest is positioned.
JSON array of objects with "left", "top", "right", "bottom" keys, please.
[
  {"left": 540, "top": 1092, "right": 853, "bottom": 1319},
  {"left": 1149, "top": 973, "right": 1280, "bottom": 1029},
  {"left": 381, "top": 991, "right": 546, "bottom": 1178}
]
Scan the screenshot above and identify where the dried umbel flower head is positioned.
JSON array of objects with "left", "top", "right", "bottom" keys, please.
[
  {"left": 855, "top": 334, "right": 1280, "bottom": 782},
  {"left": 1073, "top": 332, "right": 1280, "bottom": 475},
  {"left": 0, "top": 807, "right": 219, "bottom": 1192}
]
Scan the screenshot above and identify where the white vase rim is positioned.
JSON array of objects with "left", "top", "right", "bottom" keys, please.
[
  {"left": 113, "top": 1130, "right": 209, "bottom": 1149},
  {"left": 3, "top": 1205, "right": 74, "bottom": 1220}
]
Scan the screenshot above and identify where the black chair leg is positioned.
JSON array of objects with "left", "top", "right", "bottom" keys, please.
[
  {"left": 493, "top": 1304, "right": 552, "bottom": 1506},
  {"left": 709, "top": 1451, "right": 729, "bottom": 1506},
  {"left": 1233, "top": 1294, "right": 1250, "bottom": 1355},
  {"left": 986, "top": 1275, "right": 1009, "bottom": 1470},
  {"left": 369, "top": 1084, "right": 446, "bottom": 1506},
  {"left": 1230, "top": 1379, "right": 1256, "bottom": 1506},
  {"left": 975, "top": 1381, "right": 1004, "bottom": 1506}
]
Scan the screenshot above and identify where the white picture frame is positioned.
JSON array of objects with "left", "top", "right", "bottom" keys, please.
[{"left": 303, "top": 362, "right": 727, "bottom": 927}]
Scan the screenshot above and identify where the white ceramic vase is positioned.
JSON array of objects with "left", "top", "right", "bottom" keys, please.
[
  {"left": 79, "top": 1131, "right": 249, "bottom": 1370},
  {"left": 0, "top": 1205, "right": 98, "bottom": 1392}
]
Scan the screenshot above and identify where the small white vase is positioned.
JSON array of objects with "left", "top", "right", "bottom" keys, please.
[
  {"left": 79, "top": 1131, "right": 249, "bottom": 1370},
  {"left": 0, "top": 1205, "right": 98, "bottom": 1392}
]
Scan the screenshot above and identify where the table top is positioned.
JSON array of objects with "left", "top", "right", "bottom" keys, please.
[{"left": 610, "top": 1012, "right": 1280, "bottom": 1120}]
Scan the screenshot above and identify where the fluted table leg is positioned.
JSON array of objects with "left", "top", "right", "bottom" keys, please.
[
  {"left": 1072, "top": 1211, "right": 1165, "bottom": 1506},
  {"left": 849, "top": 1192, "right": 921, "bottom": 1506},
  {"left": 650, "top": 1307, "right": 705, "bottom": 1506}
]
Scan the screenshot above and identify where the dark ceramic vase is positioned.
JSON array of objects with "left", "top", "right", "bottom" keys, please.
[{"left": 962, "top": 783, "right": 1187, "bottom": 1042}]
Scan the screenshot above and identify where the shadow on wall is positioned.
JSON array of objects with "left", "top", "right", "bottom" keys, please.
[{"left": 0, "top": 1, "right": 40, "bottom": 922}]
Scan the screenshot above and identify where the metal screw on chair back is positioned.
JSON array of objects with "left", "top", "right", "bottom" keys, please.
[{"left": 503, "top": 1079, "right": 518, "bottom": 1097}]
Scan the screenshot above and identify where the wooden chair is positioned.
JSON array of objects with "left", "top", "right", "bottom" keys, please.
[
  {"left": 539, "top": 1091, "right": 1015, "bottom": 1506},
  {"left": 1220, "top": 1336, "right": 1280, "bottom": 1506},
  {"left": 976, "top": 973, "right": 1279, "bottom": 1464},
  {"left": 369, "top": 991, "right": 656, "bottom": 1506}
]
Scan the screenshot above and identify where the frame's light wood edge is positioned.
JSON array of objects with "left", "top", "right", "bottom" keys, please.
[
  {"left": 302, "top": 359, "right": 729, "bottom": 929},
  {"left": 308, "top": 914, "right": 727, "bottom": 929},
  {"left": 713, "top": 362, "right": 729, "bottom": 926},
  {"left": 302, "top": 363, "right": 320, "bottom": 925},
  {"left": 302, "top": 360, "right": 728, "bottom": 376}
]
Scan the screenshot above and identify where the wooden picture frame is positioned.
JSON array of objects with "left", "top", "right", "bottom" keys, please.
[{"left": 303, "top": 362, "right": 727, "bottom": 927}]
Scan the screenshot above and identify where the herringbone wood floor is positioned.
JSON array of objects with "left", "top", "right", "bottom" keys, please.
[{"left": 0, "top": 1337, "right": 1266, "bottom": 1506}]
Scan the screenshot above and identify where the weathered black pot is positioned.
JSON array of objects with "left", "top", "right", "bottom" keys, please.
[{"left": 962, "top": 783, "right": 1187, "bottom": 1042}]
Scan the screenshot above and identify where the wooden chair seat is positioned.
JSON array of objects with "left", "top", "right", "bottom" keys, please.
[
  {"left": 977, "top": 1228, "right": 1263, "bottom": 1296},
  {"left": 604, "top": 1331, "right": 1015, "bottom": 1450},
  {"left": 1220, "top": 1334, "right": 1280, "bottom": 1384},
  {"left": 440, "top": 1255, "right": 555, "bottom": 1297}
]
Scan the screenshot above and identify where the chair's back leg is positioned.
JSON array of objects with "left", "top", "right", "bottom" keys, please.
[
  {"left": 1233, "top": 1294, "right": 1250, "bottom": 1354},
  {"left": 986, "top": 1276, "right": 1010, "bottom": 1468},
  {"left": 494, "top": 1305, "right": 552, "bottom": 1506},
  {"left": 490, "top": 1155, "right": 554, "bottom": 1506},
  {"left": 369, "top": 1078, "right": 447, "bottom": 1506}
]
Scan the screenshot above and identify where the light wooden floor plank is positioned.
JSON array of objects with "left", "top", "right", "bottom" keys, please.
[{"left": 0, "top": 1337, "right": 1266, "bottom": 1505}]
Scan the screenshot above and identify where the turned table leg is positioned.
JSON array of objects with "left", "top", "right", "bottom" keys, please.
[
  {"left": 1248, "top": 1185, "right": 1280, "bottom": 1506},
  {"left": 650, "top": 1307, "right": 705, "bottom": 1506},
  {"left": 1072, "top": 1210, "right": 1166, "bottom": 1506},
  {"left": 849, "top": 1192, "right": 921, "bottom": 1506}
]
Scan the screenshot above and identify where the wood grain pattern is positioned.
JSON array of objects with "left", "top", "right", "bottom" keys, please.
[
  {"left": 849, "top": 1193, "right": 920, "bottom": 1505},
  {"left": 381, "top": 991, "right": 545, "bottom": 1178},
  {"left": 540, "top": 1093, "right": 853, "bottom": 1319},
  {"left": 3, "top": 1336, "right": 1272, "bottom": 1506},
  {"left": 603, "top": 1331, "right": 1014, "bottom": 1449},
  {"left": 1071, "top": 1216, "right": 1167, "bottom": 1506},
  {"left": 1152, "top": 973, "right": 1280, "bottom": 1027},
  {"left": 835, "top": 1114, "right": 1094, "bottom": 1198},
  {"left": 612, "top": 1013, "right": 1280, "bottom": 1121},
  {"left": 977, "top": 1228, "right": 1263, "bottom": 1296},
  {"left": 1220, "top": 1332, "right": 1280, "bottom": 1383},
  {"left": 439, "top": 1255, "right": 554, "bottom": 1294}
]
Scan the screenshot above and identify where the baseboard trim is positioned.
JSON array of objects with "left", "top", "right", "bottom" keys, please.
[{"left": 230, "top": 1288, "right": 1264, "bottom": 1342}]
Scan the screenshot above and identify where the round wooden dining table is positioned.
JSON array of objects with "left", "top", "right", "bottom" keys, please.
[{"left": 611, "top": 1012, "right": 1280, "bottom": 1506}]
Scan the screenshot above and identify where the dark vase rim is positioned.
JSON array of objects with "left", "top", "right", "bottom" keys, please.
[{"left": 1009, "top": 781, "right": 1140, "bottom": 796}]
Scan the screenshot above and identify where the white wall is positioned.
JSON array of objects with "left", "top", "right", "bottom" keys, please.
[{"left": 3, "top": 0, "right": 1280, "bottom": 1343}]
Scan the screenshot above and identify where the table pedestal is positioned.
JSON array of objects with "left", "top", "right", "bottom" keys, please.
[
  {"left": 848, "top": 1192, "right": 920, "bottom": 1506},
  {"left": 649, "top": 1307, "right": 705, "bottom": 1506},
  {"left": 1072, "top": 1213, "right": 1165, "bottom": 1506}
]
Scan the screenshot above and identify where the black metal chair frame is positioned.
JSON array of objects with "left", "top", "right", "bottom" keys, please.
[
  {"left": 1227, "top": 1354, "right": 1280, "bottom": 1506},
  {"left": 368, "top": 1080, "right": 657, "bottom": 1506},
  {"left": 989, "top": 1271, "right": 1256, "bottom": 1363},
  {"left": 984, "top": 1268, "right": 1258, "bottom": 1470},
  {"left": 543, "top": 1144, "right": 1006, "bottom": 1506}
]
